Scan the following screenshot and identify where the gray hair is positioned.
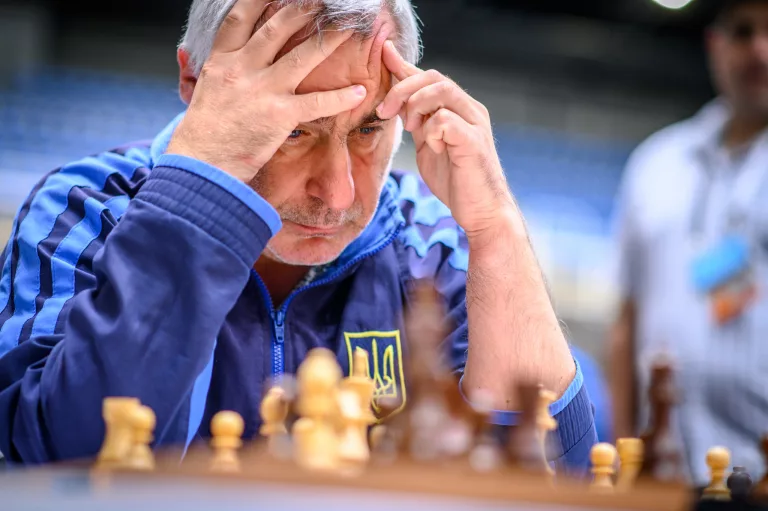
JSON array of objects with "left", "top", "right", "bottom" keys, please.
[{"left": 181, "top": 0, "right": 422, "bottom": 75}]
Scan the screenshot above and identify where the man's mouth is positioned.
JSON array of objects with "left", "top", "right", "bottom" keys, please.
[{"left": 286, "top": 220, "right": 343, "bottom": 236}]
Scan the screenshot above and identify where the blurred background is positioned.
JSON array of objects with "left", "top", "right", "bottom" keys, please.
[{"left": 0, "top": 0, "right": 725, "bottom": 366}]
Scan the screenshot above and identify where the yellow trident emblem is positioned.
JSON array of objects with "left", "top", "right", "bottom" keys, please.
[{"left": 344, "top": 330, "right": 407, "bottom": 418}]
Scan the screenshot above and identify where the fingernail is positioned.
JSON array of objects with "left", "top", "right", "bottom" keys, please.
[
  {"left": 385, "top": 40, "right": 396, "bottom": 53},
  {"left": 353, "top": 85, "right": 367, "bottom": 97},
  {"left": 376, "top": 103, "right": 385, "bottom": 117}
]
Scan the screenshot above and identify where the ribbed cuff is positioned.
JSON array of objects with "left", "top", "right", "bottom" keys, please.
[
  {"left": 136, "top": 165, "right": 276, "bottom": 266},
  {"left": 156, "top": 154, "right": 281, "bottom": 235},
  {"left": 459, "top": 358, "right": 585, "bottom": 426}
]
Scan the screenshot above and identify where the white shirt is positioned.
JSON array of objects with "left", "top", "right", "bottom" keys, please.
[{"left": 616, "top": 99, "right": 768, "bottom": 485}]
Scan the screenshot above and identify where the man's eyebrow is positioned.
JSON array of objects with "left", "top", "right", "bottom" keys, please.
[
  {"left": 359, "top": 111, "right": 385, "bottom": 124},
  {"left": 303, "top": 110, "right": 387, "bottom": 129}
]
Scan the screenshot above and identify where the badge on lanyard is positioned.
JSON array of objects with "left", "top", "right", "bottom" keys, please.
[{"left": 691, "top": 234, "right": 757, "bottom": 325}]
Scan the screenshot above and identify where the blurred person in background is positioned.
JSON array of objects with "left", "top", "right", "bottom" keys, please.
[{"left": 610, "top": 0, "right": 768, "bottom": 485}]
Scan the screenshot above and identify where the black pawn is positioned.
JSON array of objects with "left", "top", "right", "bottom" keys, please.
[{"left": 728, "top": 466, "right": 753, "bottom": 501}]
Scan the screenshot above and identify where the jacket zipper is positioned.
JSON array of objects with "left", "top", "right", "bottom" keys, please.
[{"left": 252, "top": 225, "right": 403, "bottom": 378}]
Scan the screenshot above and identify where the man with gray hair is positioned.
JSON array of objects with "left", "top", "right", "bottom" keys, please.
[{"left": 0, "top": 0, "right": 596, "bottom": 470}]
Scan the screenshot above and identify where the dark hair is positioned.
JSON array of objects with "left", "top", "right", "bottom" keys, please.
[{"left": 715, "top": 0, "right": 768, "bottom": 25}]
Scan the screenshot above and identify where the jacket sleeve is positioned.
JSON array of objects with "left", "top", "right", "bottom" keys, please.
[
  {"left": 442, "top": 272, "right": 597, "bottom": 478},
  {"left": 0, "top": 153, "right": 281, "bottom": 463}
]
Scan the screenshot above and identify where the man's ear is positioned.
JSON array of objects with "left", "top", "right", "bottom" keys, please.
[{"left": 178, "top": 48, "right": 198, "bottom": 105}]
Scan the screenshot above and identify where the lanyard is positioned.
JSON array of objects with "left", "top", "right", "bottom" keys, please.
[{"left": 689, "top": 131, "right": 768, "bottom": 238}]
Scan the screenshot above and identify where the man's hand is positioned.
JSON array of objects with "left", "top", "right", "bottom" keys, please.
[
  {"left": 377, "top": 41, "right": 518, "bottom": 241},
  {"left": 167, "top": 0, "right": 368, "bottom": 183}
]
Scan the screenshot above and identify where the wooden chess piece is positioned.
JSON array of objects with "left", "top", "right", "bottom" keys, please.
[
  {"left": 336, "top": 388, "right": 370, "bottom": 476},
  {"left": 125, "top": 405, "right": 156, "bottom": 471},
  {"left": 96, "top": 397, "right": 140, "bottom": 470},
  {"left": 751, "top": 435, "right": 768, "bottom": 502},
  {"left": 369, "top": 424, "right": 387, "bottom": 451},
  {"left": 639, "top": 359, "right": 685, "bottom": 483},
  {"left": 293, "top": 348, "right": 342, "bottom": 472},
  {"left": 616, "top": 438, "right": 644, "bottom": 492},
  {"left": 210, "top": 411, "right": 245, "bottom": 473},
  {"left": 467, "top": 390, "right": 502, "bottom": 473},
  {"left": 340, "top": 348, "right": 377, "bottom": 426},
  {"left": 370, "top": 397, "right": 408, "bottom": 463},
  {"left": 590, "top": 443, "right": 617, "bottom": 494},
  {"left": 702, "top": 446, "right": 731, "bottom": 501},
  {"left": 509, "top": 382, "right": 549, "bottom": 476},
  {"left": 536, "top": 387, "right": 558, "bottom": 482},
  {"left": 259, "top": 386, "right": 290, "bottom": 458},
  {"left": 728, "top": 466, "right": 753, "bottom": 502}
]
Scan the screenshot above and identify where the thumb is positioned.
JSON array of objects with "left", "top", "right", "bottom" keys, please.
[{"left": 294, "top": 85, "right": 367, "bottom": 123}]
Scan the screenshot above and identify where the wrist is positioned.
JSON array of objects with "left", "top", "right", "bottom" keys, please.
[{"left": 465, "top": 204, "right": 528, "bottom": 256}]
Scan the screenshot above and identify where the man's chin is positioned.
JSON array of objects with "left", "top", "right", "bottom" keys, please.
[{"left": 263, "top": 238, "right": 348, "bottom": 267}]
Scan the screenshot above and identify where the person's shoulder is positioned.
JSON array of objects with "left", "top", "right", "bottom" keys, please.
[
  {"left": 388, "top": 170, "right": 468, "bottom": 281},
  {"left": 621, "top": 100, "right": 727, "bottom": 196},
  {"left": 4, "top": 142, "right": 154, "bottom": 252},
  {"left": 13, "top": 142, "right": 153, "bottom": 216}
]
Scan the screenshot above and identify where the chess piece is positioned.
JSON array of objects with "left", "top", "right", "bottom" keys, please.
[
  {"left": 336, "top": 388, "right": 370, "bottom": 476},
  {"left": 125, "top": 405, "right": 156, "bottom": 471},
  {"left": 752, "top": 435, "right": 768, "bottom": 502},
  {"left": 509, "top": 383, "right": 548, "bottom": 474},
  {"left": 369, "top": 424, "right": 387, "bottom": 451},
  {"left": 728, "top": 466, "right": 753, "bottom": 502},
  {"left": 467, "top": 390, "right": 502, "bottom": 473},
  {"left": 96, "top": 397, "right": 141, "bottom": 469},
  {"left": 616, "top": 438, "right": 644, "bottom": 492},
  {"left": 590, "top": 443, "right": 617, "bottom": 494},
  {"left": 259, "top": 386, "right": 290, "bottom": 458},
  {"left": 340, "top": 348, "right": 377, "bottom": 426},
  {"left": 370, "top": 397, "right": 407, "bottom": 463},
  {"left": 293, "top": 348, "right": 342, "bottom": 472},
  {"left": 210, "top": 411, "right": 245, "bottom": 473},
  {"left": 536, "top": 387, "right": 558, "bottom": 482},
  {"left": 639, "top": 359, "right": 685, "bottom": 482},
  {"left": 702, "top": 446, "right": 731, "bottom": 500}
]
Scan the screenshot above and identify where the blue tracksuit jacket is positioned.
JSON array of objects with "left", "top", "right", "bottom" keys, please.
[{"left": 0, "top": 114, "right": 597, "bottom": 471}]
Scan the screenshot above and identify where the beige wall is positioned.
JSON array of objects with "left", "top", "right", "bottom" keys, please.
[{"left": 0, "top": 217, "right": 12, "bottom": 246}]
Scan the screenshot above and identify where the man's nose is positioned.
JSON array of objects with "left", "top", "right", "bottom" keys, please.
[{"left": 306, "top": 144, "right": 355, "bottom": 212}]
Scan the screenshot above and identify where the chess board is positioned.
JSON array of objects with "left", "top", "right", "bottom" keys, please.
[{"left": 0, "top": 444, "right": 695, "bottom": 511}]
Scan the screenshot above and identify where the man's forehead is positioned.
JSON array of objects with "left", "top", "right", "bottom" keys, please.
[{"left": 267, "top": 10, "right": 395, "bottom": 95}]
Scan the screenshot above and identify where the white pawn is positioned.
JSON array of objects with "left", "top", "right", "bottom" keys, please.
[
  {"left": 590, "top": 443, "right": 617, "bottom": 493},
  {"left": 259, "top": 386, "right": 289, "bottom": 458},
  {"left": 337, "top": 388, "right": 370, "bottom": 477},
  {"left": 210, "top": 411, "right": 245, "bottom": 473},
  {"left": 96, "top": 397, "right": 141, "bottom": 470},
  {"left": 126, "top": 405, "right": 156, "bottom": 471},
  {"left": 702, "top": 446, "right": 731, "bottom": 500}
]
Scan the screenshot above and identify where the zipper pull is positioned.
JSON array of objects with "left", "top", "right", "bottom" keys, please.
[{"left": 274, "top": 310, "right": 285, "bottom": 344}]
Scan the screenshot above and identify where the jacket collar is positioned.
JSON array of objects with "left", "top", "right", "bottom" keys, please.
[{"left": 150, "top": 112, "right": 405, "bottom": 269}]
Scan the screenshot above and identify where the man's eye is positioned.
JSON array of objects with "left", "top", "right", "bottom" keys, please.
[
  {"left": 358, "top": 126, "right": 382, "bottom": 136},
  {"left": 288, "top": 130, "right": 304, "bottom": 139},
  {"left": 730, "top": 22, "right": 755, "bottom": 41}
]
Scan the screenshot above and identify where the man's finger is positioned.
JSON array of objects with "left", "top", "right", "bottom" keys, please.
[
  {"left": 421, "top": 108, "right": 473, "bottom": 155},
  {"left": 242, "top": 5, "right": 311, "bottom": 67},
  {"left": 382, "top": 40, "right": 421, "bottom": 81},
  {"left": 294, "top": 85, "right": 368, "bottom": 122},
  {"left": 404, "top": 81, "right": 483, "bottom": 132},
  {"left": 376, "top": 70, "right": 444, "bottom": 121},
  {"left": 274, "top": 29, "right": 354, "bottom": 87},
  {"left": 211, "top": 0, "right": 269, "bottom": 54}
]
